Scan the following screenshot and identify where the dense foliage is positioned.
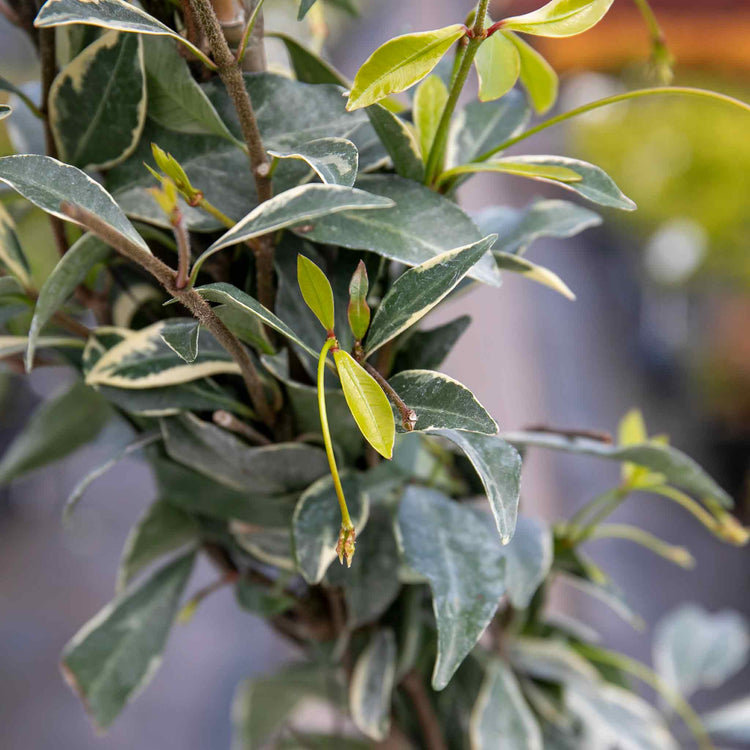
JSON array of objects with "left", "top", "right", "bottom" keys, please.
[{"left": 1, "top": 0, "right": 749, "bottom": 747}]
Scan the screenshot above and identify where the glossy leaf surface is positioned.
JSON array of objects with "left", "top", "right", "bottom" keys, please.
[
  {"left": 474, "top": 31, "right": 521, "bottom": 102},
  {"left": 502, "top": 0, "right": 615, "bottom": 38},
  {"left": 297, "top": 254, "right": 335, "bottom": 332},
  {"left": 268, "top": 138, "right": 358, "bottom": 187}
]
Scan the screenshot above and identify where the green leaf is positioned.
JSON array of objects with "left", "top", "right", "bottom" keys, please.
[
  {"left": 0, "top": 380, "right": 109, "bottom": 485},
  {"left": 506, "top": 32, "right": 558, "bottom": 114},
  {"left": 502, "top": 429, "right": 733, "bottom": 507},
  {"left": 349, "top": 629, "right": 397, "bottom": 741},
  {"left": 470, "top": 661, "right": 543, "bottom": 750},
  {"left": 297, "top": 0, "right": 317, "bottom": 20},
  {"left": 447, "top": 89, "right": 530, "bottom": 167},
  {"left": 0, "top": 154, "right": 150, "bottom": 252},
  {"left": 1, "top": 335, "right": 83, "bottom": 359},
  {"left": 0, "top": 76, "right": 40, "bottom": 116},
  {"left": 297, "top": 254, "right": 335, "bottom": 332},
  {"left": 142, "top": 36, "right": 238, "bottom": 143},
  {"left": 501, "top": 516, "right": 553, "bottom": 608},
  {"left": 34, "top": 0, "right": 214, "bottom": 69},
  {"left": 235, "top": 577, "right": 295, "bottom": 618},
  {"left": 325, "top": 505, "right": 401, "bottom": 628},
  {"left": 161, "top": 414, "right": 328, "bottom": 496},
  {"left": 365, "top": 235, "right": 496, "bottom": 356},
  {"left": 0, "top": 203, "right": 32, "bottom": 286},
  {"left": 232, "top": 665, "right": 344, "bottom": 750},
  {"left": 61, "top": 552, "right": 195, "bottom": 730},
  {"left": 346, "top": 25, "right": 466, "bottom": 110},
  {"left": 493, "top": 251, "right": 575, "bottom": 299},
  {"left": 347, "top": 260, "right": 370, "bottom": 341},
  {"left": 365, "top": 103, "right": 425, "bottom": 181},
  {"left": 333, "top": 349, "right": 395, "bottom": 458},
  {"left": 292, "top": 473, "right": 368, "bottom": 584},
  {"left": 653, "top": 604, "right": 749, "bottom": 700},
  {"left": 159, "top": 319, "right": 200, "bottom": 363},
  {"left": 231, "top": 525, "right": 295, "bottom": 571},
  {"left": 213, "top": 303, "right": 274, "bottom": 354},
  {"left": 502, "top": 0, "right": 615, "bottom": 38},
  {"left": 195, "top": 282, "right": 320, "bottom": 360},
  {"left": 117, "top": 499, "right": 198, "bottom": 591},
  {"left": 476, "top": 198, "right": 601, "bottom": 255},
  {"left": 27, "top": 233, "right": 110, "bottom": 371},
  {"left": 701, "top": 697, "right": 750, "bottom": 744},
  {"left": 268, "top": 137, "right": 358, "bottom": 187},
  {"left": 393, "top": 316, "right": 471, "bottom": 371},
  {"left": 194, "top": 184, "right": 393, "bottom": 278},
  {"left": 49, "top": 31, "right": 146, "bottom": 170},
  {"left": 430, "top": 429, "right": 522, "bottom": 543},
  {"left": 0, "top": 103, "right": 10, "bottom": 120},
  {"left": 63, "top": 432, "right": 161, "bottom": 521},
  {"left": 398, "top": 486, "right": 507, "bottom": 689},
  {"left": 413, "top": 75, "right": 448, "bottom": 160},
  {"left": 86, "top": 320, "right": 240, "bottom": 388},
  {"left": 0, "top": 276, "right": 25, "bottom": 298},
  {"left": 438, "top": 158, "right": 584, "bottom": 190},
  {"left": 154, "top": 459, "right": 299, "bottom": 527},
  {"left": 389, "top": 369, "right": 497, "bottom": 434},
  {"left": 296, "top": 175, "right": 502, "bottom": 287},
  {"left": 507, "top": 637, "right": 600, "bottom": 686},
  {"left": 474, "top": 31, "right": 521, "bottom": 102},
  {"left": 267, "top": 31, "right": 349, "bottom": 86}
]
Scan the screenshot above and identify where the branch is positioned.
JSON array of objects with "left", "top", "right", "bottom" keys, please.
[
  {"left": 188, "top": 0, "right": 275, "bottom": 309},
  {"left": 362, "top": 361, "right": 416, "bottom": 431},
  {"left": 401, "top": 671, "right": 447, "bottom": 750},
  {"left": 59, "top": 202, "right": 276, "bottom": 427}
]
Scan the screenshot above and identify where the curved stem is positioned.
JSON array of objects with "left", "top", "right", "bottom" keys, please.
[
  {"left": 236, "top": 0, "right": 266, "bottom": 65},
  {"left": 423, "top": 0, "right": 490, "bottom": 185},
  {"left": 587, "top": 523, "right": 694, "bottom": 568},
  {"left": 318, "top": 337, "right": 352, "bottom": 530},
  {"left": 475, "top": 86, "right": 750, "bottom": 163}
]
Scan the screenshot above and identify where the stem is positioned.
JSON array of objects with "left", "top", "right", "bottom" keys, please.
[
  {"left": 567, "top": 486, "right": 628, "bottom": 537},
  {"left": 236, "top": 0, "right": 266, "bottom": 65},
  {"left": 423, "top": 0, "right": 489, "bottom": 186},
  {"left": 318, "top": 337, "right": 352, "bottom": 531},
  {"left": 39, "top": 28, "right": 68, "bottom": 257},
  {"left": 212, "top": 409, "right": 271, "bottom": 445},
  {"left": 59, "top": 201, "right": 276, "bottom": 427},
  {"left": 588, "top": 524, "right": 694, "bottom": 568},
  {"left": 401, "top": 671, "right": 448, "bottom": 750},
  {"left": 197, "top": 195, "right": 235, "bottom": 228},
  {"left": 632, "top": 0, "right": 666, "bottom": 44},
  {"left": 188, "top": 0, "right": 275, "bottom": 309},
  {"left": 476, "top": 87, "right": 750, "bottom": 163},
  {"left": 361, "top": 361, "right": 416, "bottom": 431},
  {"left": 574, "top": 644, "right": 714, "bottom": 750},
  {"left": 521, "top": 424, "right": 613, "bottom": 444},
  {"left": 172, "top": 210, "right": 191, "bottom": 289}
]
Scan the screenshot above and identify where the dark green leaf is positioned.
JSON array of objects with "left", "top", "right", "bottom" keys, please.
[
  {"left": 447, "top": 89, "right": 530, "bottom": 167},
  {"left": 389, "top": 369, "right": 497, "bottom": 434},
  {"left": 297, "top": 0, "right": 317, "bottom": 20},
  {"left": 476, "top": 199, "right": 601, "bottom": 256},
  {"left": 653, "top": 604, "right": 749, "bottom": 699},
  {"left": 268, "top": 32, "right": 349, "bottom": 86},
  {"left": 365, "top": 235, "right": 496, "bottom": 355},
  {"left": 393, "top": 316, "right": 471, "bottom": 372},
  {"left": 117, "top": 499, "right": 198, "bottom": 591},
  {"left": 235, "top": 577, "right": 294, "bottom": 617},
  {"left": 0, "top": 103, "right": 10, "bottom": 120},
  {"left": 159, "top": 319, "right": 200, "bottom": 363},
  {"left": 161, "top": 413, "right": 328, "bottom": 495},
  {"left": 365, "top": 103, "right": 425, "bottom": 181},
  {"left": 349, "top": 629, "right": 397, "bottom": 741},
  {"left": 431, "top": 429, "right": 522, "bottom": 543},
  {"left": 507, "top": 637, "right": 600, "bottom": 686},
  {"left": 61, "top": 552, "right": 195, "bottom": 730},
  {"left": 231, "top": 526, "right": 295, "bottom": 571},
  {"left": 503, "top": 429, "right": 733, "bottom": 507},
  {"left": 0, "top": 203, "right": 32, "bottom": 286},
  {"left": 27, "top": 233, "right": 110, "bottom": 370},
  {"left": 296, "top": 175, "right": 502, "bottom": 287},
  {"left": 0, "top": 154, "right": 149, "bottom": 252},
  {"left": 398, "top": 487, "right": 507, "bottom": 689},
  {"left": 49, "top": 31, "right": 146, "bottom": 170},
  {"left": 500, "top": 516, "right": 553, "bottom": 608},
  {"left": 268, "top": 137, "right": 358, "bottom": 187},
  {"left": 292, "top": 473, "right": 368, "bottom": 584},
  {"left": 0, "top": 380, "right": 110, "bottom": 485},
  {"left": 470, "top": 661, "right": 543, "bottom": 749},
  {"left": 213, "top": 303, "right": 274, "bottom": 354}
]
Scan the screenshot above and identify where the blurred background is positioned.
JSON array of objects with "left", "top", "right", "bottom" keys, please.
[{"left": 1, "top": 0, "right": 748, "bottom": 747}]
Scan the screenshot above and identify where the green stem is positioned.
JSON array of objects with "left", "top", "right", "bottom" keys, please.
[
  {"left": 318, "top": 337, "right": 352, "bottom": 530},
  {"left": 574, "top": 644, "right": 714, "bottom": 750},
  {"left": 475, "top": 86, "right": 750, "bottom": 164},
  {"left": 197, "top": 196, "right": 235, "bottom": 228},
  {"left": 632, "top": 0, "right": 665, "bottom": 43},
  {"left": 423, "top": 0, "right": 491, "bottom": 185},
  {"left": 587, "top": 524, "right": 694, "bottom": 568},
  {"left": 568, "top": 486, "right": 628, "bottom": 532},
  {"left": 236, "top": 0, "right": 266, "bottom": 65}
]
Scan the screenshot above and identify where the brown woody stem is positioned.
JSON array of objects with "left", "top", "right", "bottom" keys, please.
[
  {"left": 362, "top": 361, "right": 416, "bottom": 431},
  {"left": 212, "top": 409, "right": 271, "bottom": 445},
  {"left": 401, "top": 671, "right": 448, "bottom": 750},
  {"left": 59, "top": 202, "right": 275, "bottom": 427},
  {"left": 171, "top": 209, "right": 191, "bottom": 289},
  {"left": 188, "top": 0, "right": 275, "bottom": 309}
]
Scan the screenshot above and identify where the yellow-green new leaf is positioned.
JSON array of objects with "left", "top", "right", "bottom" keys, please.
[
  {"left": 474, "top": 31, "right": 521, "bottom": 102},
  {"left": 297, "top": 254, "right": 335, "bottom": 332},
  {"left": 333, "top": 350, "right": 394, "bottom": 459},
  {"left": 502, "top": 0, "right": 615, "bottom": 38},
  {"left": 346, "top": 25, "right": 466, "bottom": 111},
  {"left": 413, "top": 75, "right": 448, "bottom": 161},
  {"left": 493, "top": 251, "right": 576, "bottom": 299},
  {"left": 438, "top": 159, "right": 582, "bottom": 187},
  {"left": 506, "top": 32, "right": 558, "bottom": 113}
]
